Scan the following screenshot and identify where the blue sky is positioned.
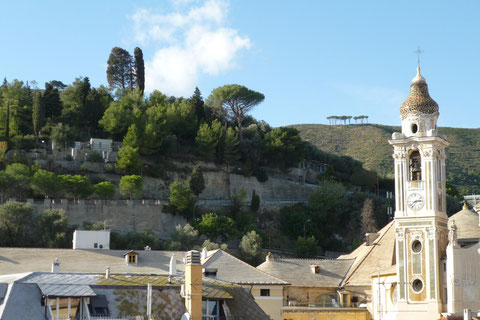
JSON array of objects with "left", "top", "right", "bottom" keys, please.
[{"left": 1, "top": 0, "right": 479, "bottom": 128}]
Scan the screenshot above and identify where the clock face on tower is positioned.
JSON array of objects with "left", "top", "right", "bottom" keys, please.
[{"left": 407, "top": 193, "right": 424, "bottom": 211}]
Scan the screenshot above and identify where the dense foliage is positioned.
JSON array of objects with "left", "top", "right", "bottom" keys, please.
[{"left": 293, "top": 123, "right": 480, "bottom": 194}]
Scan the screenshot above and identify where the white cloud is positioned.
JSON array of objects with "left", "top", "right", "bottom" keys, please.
[{"left": 131, "top": 0, "right": 250, "bottom": 96}]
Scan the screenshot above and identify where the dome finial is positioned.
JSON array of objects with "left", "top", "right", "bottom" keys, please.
[{"left": 412, "top": 66, "right": 425, "bottom": 84}]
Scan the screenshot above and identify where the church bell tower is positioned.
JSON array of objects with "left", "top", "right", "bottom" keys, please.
[{"left": 389, "top": 67, "right": 449, "bottom": 319}]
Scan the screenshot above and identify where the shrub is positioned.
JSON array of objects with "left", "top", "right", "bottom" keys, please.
[
  {"left": 87, "top": 152, "right": 104, "bottom": 163},
  {"left": 10, "top": 135, "right": 38, "bottom": 150}
]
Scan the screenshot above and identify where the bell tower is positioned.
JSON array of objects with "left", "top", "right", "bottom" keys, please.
[{"left": 389, "top": 67, "right": 449, "bottom": 319}]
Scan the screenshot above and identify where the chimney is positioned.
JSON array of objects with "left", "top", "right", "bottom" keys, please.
[
  {"left": 169, "top": 254, "right": 177, "bottom": 276},
  {"left": 266, "top": 252, "right": 274, "bottom": 262},
  {"left": 105, "top": 267, "right": 110, "bottom": 279},
  {"left": 185, "top": 250, "right": 202, "bottom": 320},
  {"left": 365, "top": 233, "right": 380, "bottom": 246},
  {"left": 201, "top": 247, "right": 208, "bottom": 262},
  {"left": 310, "top": 264, "right": 320, "bottom": 274},
  {"left": 51, "top": 258, "right": 60, "bottom": 273}
]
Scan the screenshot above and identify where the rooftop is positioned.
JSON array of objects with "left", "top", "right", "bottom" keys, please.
[
  {"left": 449, "top": 203, "right": 480, "bottom": 240},
  {"left": 203, "top": 249, "right": 288, "bottom": 285},
  {"left": 338, "top": 220, "right": 396, "bottom": 288},
  {"left": 257, "top": 255, "right": 354, "bottom": 288}
]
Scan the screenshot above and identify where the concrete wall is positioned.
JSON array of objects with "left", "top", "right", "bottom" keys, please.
[
  {"left": 446, "top": 242, "right": 480, "bottom": 313},
  {"left": 30, "top": 200, "right": 186, "bottom": 238}
]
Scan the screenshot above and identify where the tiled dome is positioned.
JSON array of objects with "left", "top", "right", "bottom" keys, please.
[
  {"left": 400, "top": 67, "right": 439, "bottom": 119},
  {"left": 448, "top": 203, "right": 480, "bottom": 240}
]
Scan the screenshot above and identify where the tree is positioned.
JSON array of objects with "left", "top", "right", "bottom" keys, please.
[
  {"left": 31, "top": 169, "right": 60, "bottom": 199},
  {"left": 60, "top": 77, "right": 91, "bottom": 131},
  {"left": 0, "top": 202, "right": 35, "bottom": 247},
  {"left": 84, "top": 87, "right": 112, "bottom": 137},
  {"left": 134, "top": 47, "right": 145, "bottom": 94},
  {"left": 37, "top": 209, "right": 70, "bottom": 248},
  {"left": 94, "top": 181, "right": 116, "bottom": 199},
  {"left": 201, "top": 239, "right": 228, "bottom": 251},
  {"left": 264, "top": 127, "right": 306, "bottom": 170},
  {"left": 49, "top": 80, "right": 67, "bottom": 90},
  {"left": 32, "top": 91, "right": 45, "bottom": 136},
  {"left": 50, "top": 122, "right": 72, "bottom": 149},
  {"left": 169, "top": 179, "right": 195, "bottom": 215},
  {"left": 167, "top": 224, "right": 198, "bottom": 250},
  {"left": 295, "top": 236, "right": 319, "bottom": 258},
  {"left": 99, "top": 90, "right": 140, "bottom": 139},
  {"left": 59, "top": 175, "right": 92, "bottom": 200},
  {"left": 107, "top": 47, "right": 134, "bottom": 90},
  {"left": 0, "top": 171, "right": 10, "bottom": 202},
  {"left": 195, "top": 212, "right": 235, "bottom": 241},
  {"left": 189, "top": 165, "right": 205, "bottom": 198},
  {"left": 239, "top": 230, "right": 263, "bottom": 265},
  {"left": 250, "top": 190, "right": 260, "bottom": 213},
  {"left": 361, "top": 198, "right": 377, "bottom": 235},
  {"left": 1, "top": 79, "right": 33, "bottom": 137},
  {"left": 208, "top": 84, "right": 264, "bottom": 141},
  {"left": 116, "top": 145, "right": 142, "bottom": 174},
  {"left": 223, "top": 127, "right": 240, "bottom": 165},
  {"left": 43, "top": 82, "right": 63, "bottom": 121},
  {"left": 308, "top": 180, "right": 347, "bottom": 245},
  {"left": 119, "top": 175, "right": 143, "bottom": 199},
  {"left": 195, "top": 120, "right": 223, "bottom": 159},
  {"left": 5, "top": 163, "right": 32, "bottom": 198},
  {"left": 122, "top": 124, "right": 141, "bottom": 148},
  {"left": 190, "top": 87, "right": 204, "bottom": 123}
]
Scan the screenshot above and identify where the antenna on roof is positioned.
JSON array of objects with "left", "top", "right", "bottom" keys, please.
[{"left": 414, "top": 47, "right": 424, "bottom": 68}]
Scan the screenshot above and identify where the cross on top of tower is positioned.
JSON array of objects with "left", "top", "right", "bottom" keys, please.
[{"left": 414, "top": 47, "right": 424, "bottom": 68}]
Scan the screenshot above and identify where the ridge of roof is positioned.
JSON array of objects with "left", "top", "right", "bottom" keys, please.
[
  {"left": 340, "top": 220, "right": 395, "bottom": 287},
  {"left": 266, "top": 257, "right": 355, "bottom": 262},
  {"left": 206, "top": 249, "right": 289, "bottom": 285},
  {"left": 201, "top": 249, "right": 220, "bottom": 264}
]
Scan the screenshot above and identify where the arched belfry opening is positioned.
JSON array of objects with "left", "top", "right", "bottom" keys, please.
[{"left": 409, "top": 150, "right": 421, "bottom": 181}]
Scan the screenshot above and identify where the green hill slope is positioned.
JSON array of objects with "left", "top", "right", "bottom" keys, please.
[{"left": 292, "top": 124, "right": 480, "bottom": 194}]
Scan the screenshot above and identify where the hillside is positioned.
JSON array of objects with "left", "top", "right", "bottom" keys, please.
[{"left": 291, "top": 124, "right": 480, "bottom": 194}]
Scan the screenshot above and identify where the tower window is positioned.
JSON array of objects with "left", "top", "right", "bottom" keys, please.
[
  {"left": 411, "top": 240, "right": 422, "bottom": 253},
  {"left": 411, "top": 123, "right": 418, "bottom": 134},
  {"left": 409, "top": 151, "right": 421, "bottom": 181},
  {"left": 412, "top": 279, "right": 424, "bottom": 293}
]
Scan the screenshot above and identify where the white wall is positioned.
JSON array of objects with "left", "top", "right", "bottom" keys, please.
[
  {"left": 73, "top": 230, "right": 110, "bottom": 250},
  {"left": 446, "top": 242, "right": 480, "bottom": 313}
]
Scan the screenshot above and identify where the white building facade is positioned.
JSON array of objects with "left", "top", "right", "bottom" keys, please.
[{"left": 72, "top": 230, "right": 110, "bottom": 250}]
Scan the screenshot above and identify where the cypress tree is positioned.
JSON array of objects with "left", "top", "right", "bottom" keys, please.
[
  {"left": 134, "top": 47, "right": 145, "bottom": 94},
  {"left": 190, "top": 87, "right": 204, "bottom": 123},
  {"left": 361, "top": 198, "right": 377, "bottom": 235},
  {"left": 32, "top": 92, "right": 45, "bottom": 136}
]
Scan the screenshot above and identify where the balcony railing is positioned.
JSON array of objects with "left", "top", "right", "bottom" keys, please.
[{"left": 284, "top": 301, "right": 364, "bottom": 308}]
